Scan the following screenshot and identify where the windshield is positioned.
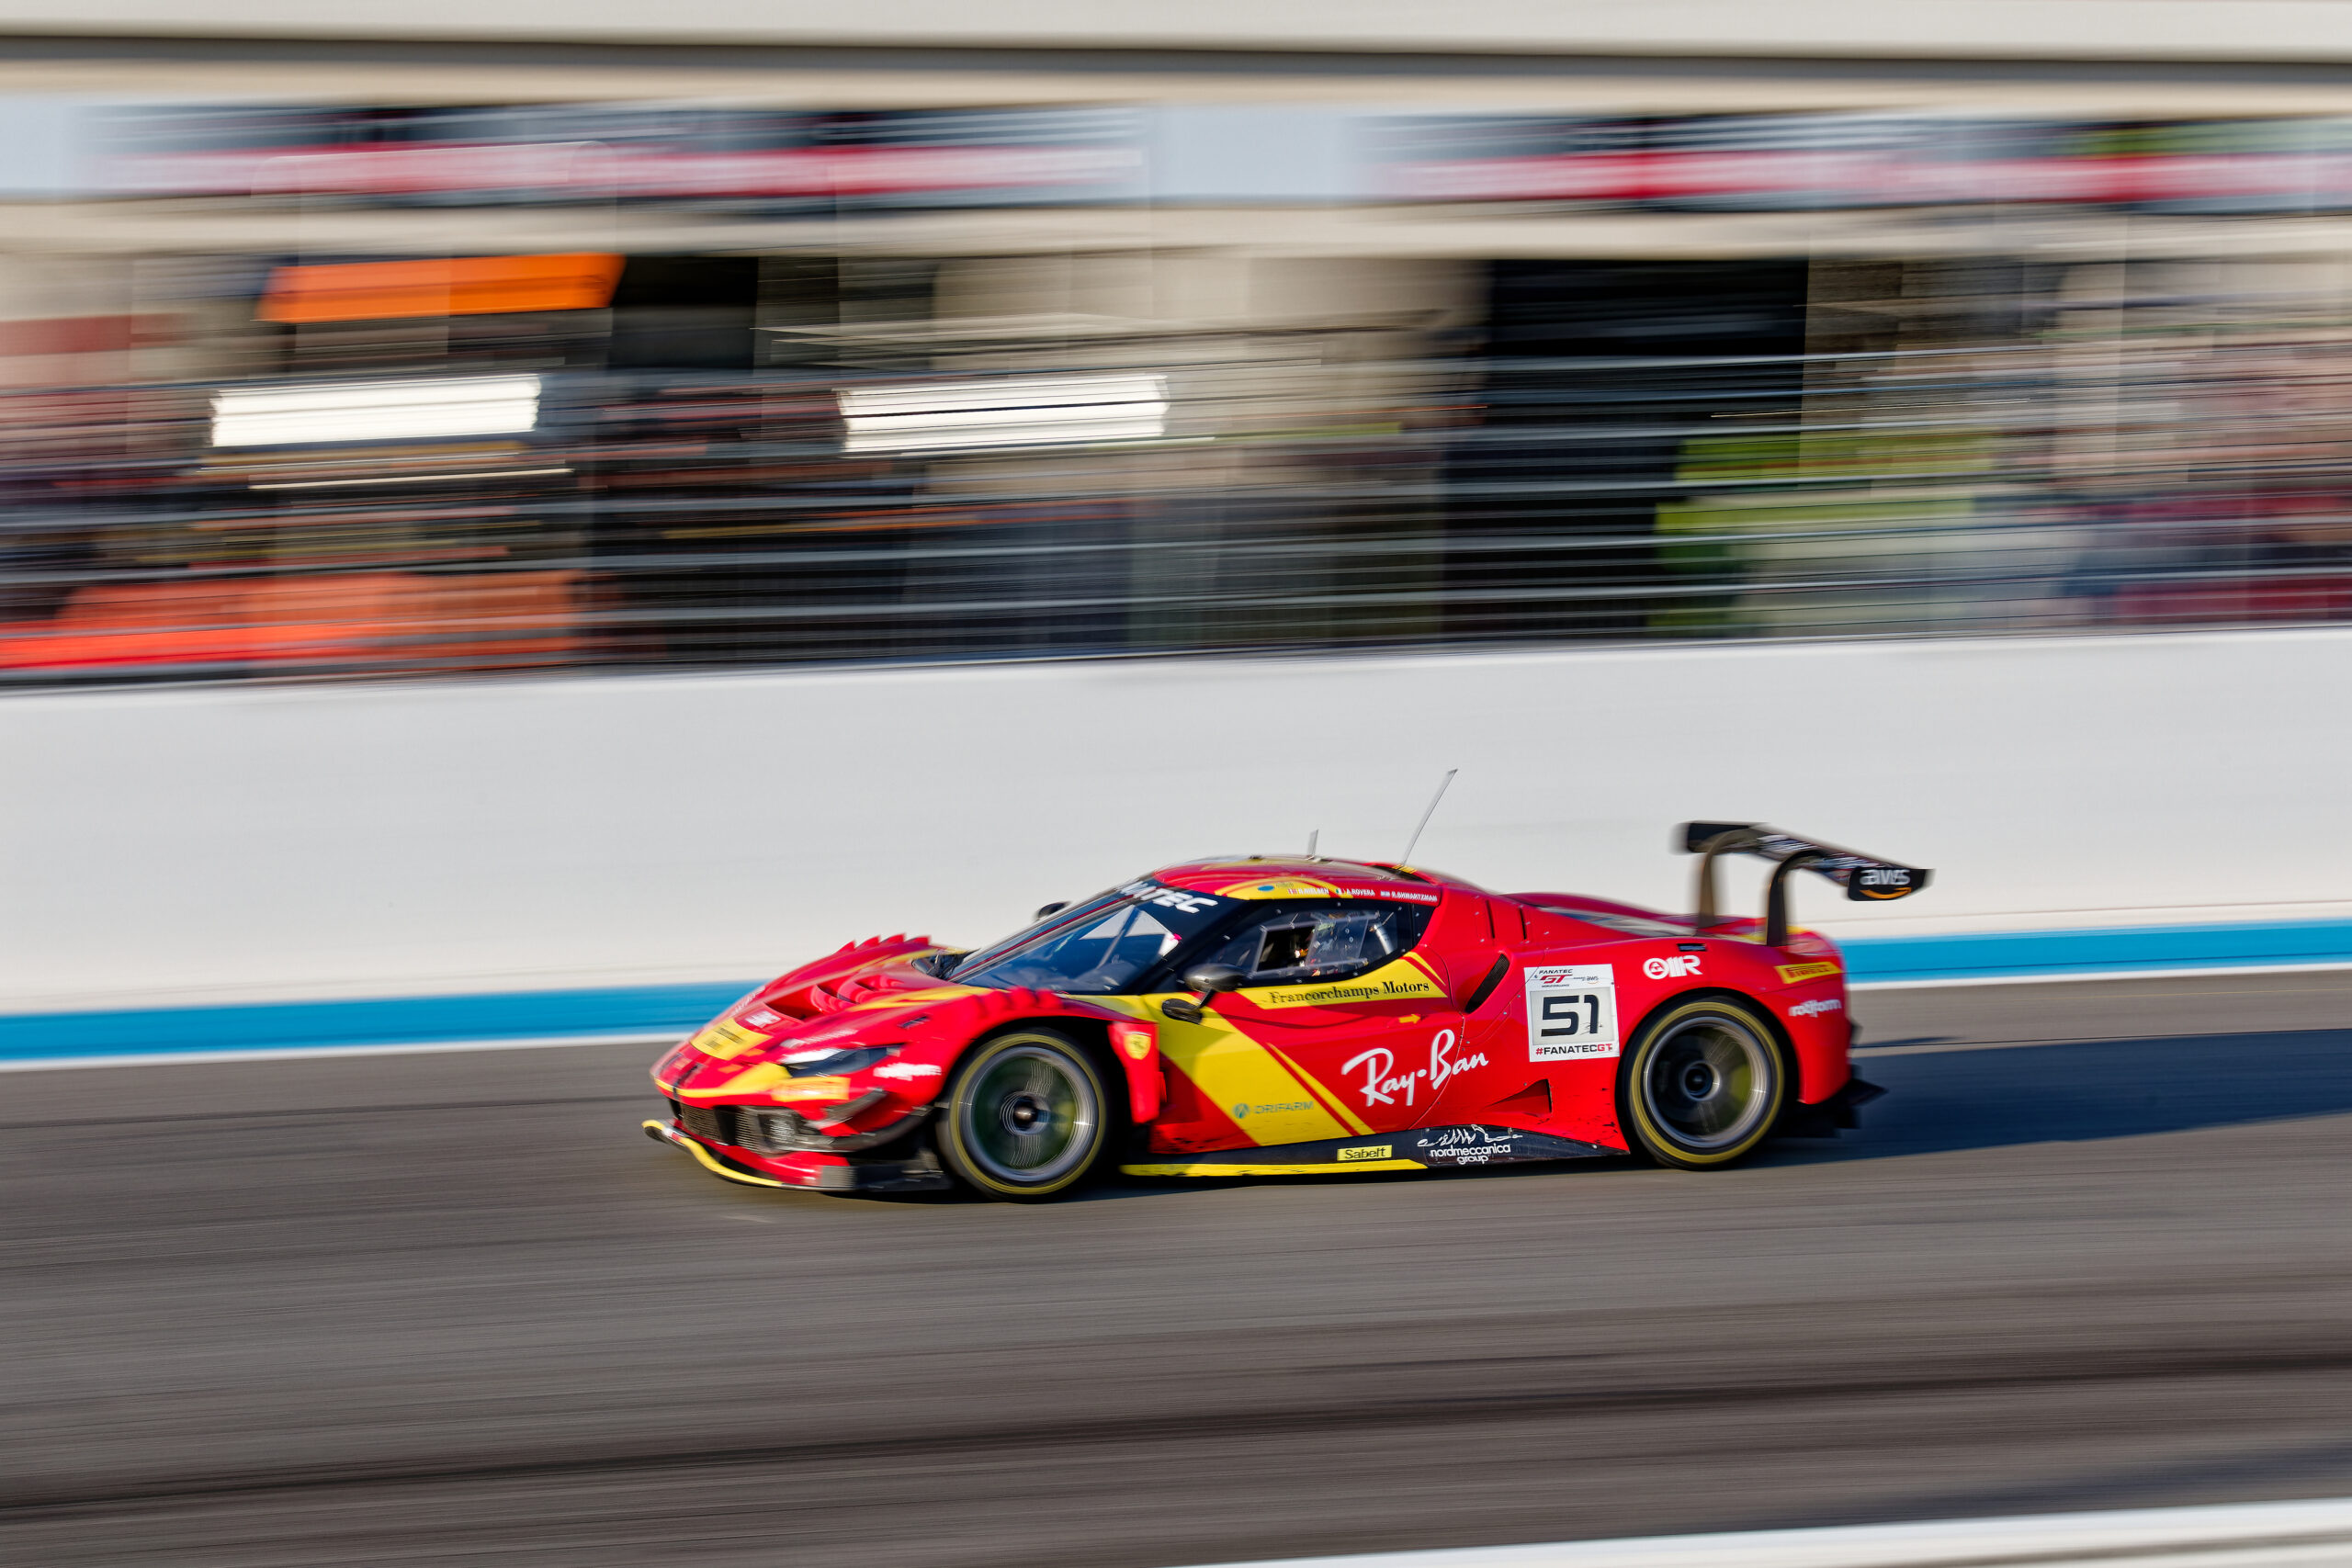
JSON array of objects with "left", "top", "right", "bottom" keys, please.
[{"left": 953, "top": 882, "right": 1234, "bottom": 994}]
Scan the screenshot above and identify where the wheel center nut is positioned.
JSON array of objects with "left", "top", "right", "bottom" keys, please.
[{"left": 1680, "top": 1063, "right": 1718, "bottom": 1100}]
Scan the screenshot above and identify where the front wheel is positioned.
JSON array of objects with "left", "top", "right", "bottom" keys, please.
[
  {"left": 1619, "top": 997, "right": 1787, "bottom": 1169},
  {"left": 936, "top": 1028, "right": 1111, "bottom": 1201}
]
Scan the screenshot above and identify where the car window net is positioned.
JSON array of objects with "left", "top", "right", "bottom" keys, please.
[{"left": 1221, "top": 908, "right": 1408, "bottom": 985}]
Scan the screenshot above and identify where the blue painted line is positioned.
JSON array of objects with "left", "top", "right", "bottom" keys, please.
[
  {"left": 9, "top": 918, "right": 2352, "bottom": 1064},
  {"left": 0, "top": 981, "right": 755, "bottom": 1064},
  {"left": 1844, "top": 918, "right": 2352, "bottom": 984}
]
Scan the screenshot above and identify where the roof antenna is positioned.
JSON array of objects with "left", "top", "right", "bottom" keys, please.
[
  {"left": 1306, "top": 829, "right": 1319, "bottom": 858},
  {"left": 1398, "top": 769, "right": 1458, "bottom": 866}
]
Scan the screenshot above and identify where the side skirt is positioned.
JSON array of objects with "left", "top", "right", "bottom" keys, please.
[{"left": 1121, "top": 1124, "right": 1621, "bottom": 1178}]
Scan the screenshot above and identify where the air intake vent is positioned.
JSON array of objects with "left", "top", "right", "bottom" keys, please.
[{"left": 671, "top": 1100, "right": 736, "bottom": 1145}]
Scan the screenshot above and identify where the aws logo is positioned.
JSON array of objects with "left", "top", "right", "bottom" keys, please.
[{"left": 1853, "top": 867, "right": 1925, "bottom": 900}]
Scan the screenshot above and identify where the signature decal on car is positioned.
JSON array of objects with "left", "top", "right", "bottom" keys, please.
[{"left": 1415, "top": 1125, "right": 1521, "bottom": 1165}]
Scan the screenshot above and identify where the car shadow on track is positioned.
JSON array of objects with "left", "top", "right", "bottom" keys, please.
[
  {"left": 860, "top": 1027, "right": 2352, "bottom": 1203},
  {"left": 1081, "top": 1025, "right": 2352, "bottom": 1198},
  {"left": 1760, "top": 1024, "right": 2352, "bottom": 1167}
]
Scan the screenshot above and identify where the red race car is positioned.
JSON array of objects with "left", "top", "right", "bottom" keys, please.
[{"left": 643, "top": 822, "right": 1928, "bottom": 1201}]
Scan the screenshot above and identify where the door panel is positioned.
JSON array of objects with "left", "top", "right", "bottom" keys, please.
[
  {"left": 1140, "top": 897, "right": 1464, "bottom": 1152},
  {"left": 1216, "top": 952, "right": 1455, "bottom": 1137},
  {"left": 1148, "top": 1004, "right": 1365, "bottom": 1150}
]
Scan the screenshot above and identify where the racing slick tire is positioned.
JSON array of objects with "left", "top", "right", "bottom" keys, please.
[
  {"left": 1618, "top": 995, "right": 1788, "bottom": 1169},
  {"left": 936, "top": 1027, "right": 1112, "bottom": 1201}
]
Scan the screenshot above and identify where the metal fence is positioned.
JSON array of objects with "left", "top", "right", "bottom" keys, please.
[{"left": 5, "top": 334, "right": 2350, "bottom": 684}]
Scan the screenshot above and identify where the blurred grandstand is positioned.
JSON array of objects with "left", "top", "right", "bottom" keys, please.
[{"left": 4, "top": 54, "right": 2352, "bottom": 680}]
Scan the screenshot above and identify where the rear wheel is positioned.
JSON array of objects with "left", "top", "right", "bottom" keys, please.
[
  {"left": 936, "top": 1028, "right": 1110, "bottom": 1201},
  {"left": 1620, "top": 997, "right": 1786, "bottom": 1168}
]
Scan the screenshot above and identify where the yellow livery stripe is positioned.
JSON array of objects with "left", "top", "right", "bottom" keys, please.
[
  {"left": 675, "top": 1062, "right": 786, "bottom": 1099},
  {"left": 1148, "top": 1005, "right": 1358, "bottom": 1144},
  {"left": 686, "top": 1018, "right": 771, "bottom": 1059},
  {"left": 1254, "top": 1040, "right": 1374, "bottom": 1137}
]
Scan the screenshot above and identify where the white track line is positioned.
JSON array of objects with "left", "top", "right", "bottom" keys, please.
[
  {"left": 1164, "top": 1495, "right": 2352, "bottom": 1568},
  {"left": 1852, "top": 960, "right": 2352, "bottom": 991},
  {"left": 9, "top": 961, "right": 2352, "bottom": 1074},
  {"left": 0, "top": 1032, "right": 680, "bottom": 1073}
]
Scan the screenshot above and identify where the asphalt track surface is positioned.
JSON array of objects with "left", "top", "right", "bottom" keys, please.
[{"left": 6, "top": 972, "right": 2352, "bottom": 1568}]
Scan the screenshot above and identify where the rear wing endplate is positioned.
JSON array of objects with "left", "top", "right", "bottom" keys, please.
[{"left": 1678, "top": 821, "right": 1932, "bottom": 944}]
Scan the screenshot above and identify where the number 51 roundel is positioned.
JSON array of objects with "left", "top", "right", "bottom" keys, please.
[{"left": 1524, "top": 964, "right": 1620, "bottom": 1060}]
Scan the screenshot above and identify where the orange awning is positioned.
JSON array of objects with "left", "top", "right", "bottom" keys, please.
[{"left": 258, "top": 254, "right": 625, "bottom": 323}]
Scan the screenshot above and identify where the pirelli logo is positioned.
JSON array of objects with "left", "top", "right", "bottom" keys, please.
[
  {"left": 1777, "top": 961, "right": 1841, "bottom": 985},
  {"left": 1337, "top": 1145, "right": 1392, "bottom": 1163}
]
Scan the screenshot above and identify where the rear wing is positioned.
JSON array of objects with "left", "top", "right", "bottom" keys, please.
[{"left": 1679, "top": 821, "right": 1932, "bottom": 944}]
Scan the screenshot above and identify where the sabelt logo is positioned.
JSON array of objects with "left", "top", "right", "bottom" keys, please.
[
  {"left": 1777, "top": 961, "right": 1841, "bottom": 985},
  {"left": 1337, "top": 1145, "right": 1392, "bottom": 1163}
]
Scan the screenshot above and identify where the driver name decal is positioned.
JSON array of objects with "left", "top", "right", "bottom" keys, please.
[{"left": 1524, "top": 964, "right": 1620, "bottom": 1061}]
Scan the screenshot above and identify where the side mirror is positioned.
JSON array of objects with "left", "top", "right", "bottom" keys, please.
[
  {"left": 1183, "top": 964, "right": 1248, "bottom": 995},
  {"left": 1033, "top": 901, "right": 1069, "bottom": 921},
  {"left": 1162, "top": 963, "right": 1247, "bottom": 1024}
]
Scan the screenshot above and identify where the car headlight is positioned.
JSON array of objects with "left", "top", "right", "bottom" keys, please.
[{"left": 781, "top": 1045, "right": 894, "bottom": 1077}]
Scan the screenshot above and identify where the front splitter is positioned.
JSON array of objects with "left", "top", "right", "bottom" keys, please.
[{"left": 642, "top": 1120, "right": 952, "bottom": 1193}]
